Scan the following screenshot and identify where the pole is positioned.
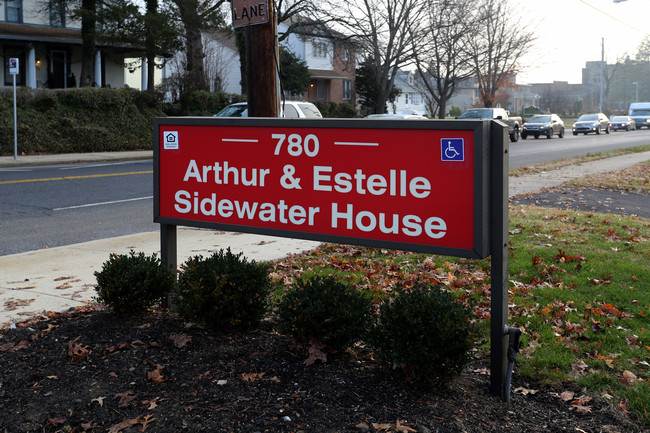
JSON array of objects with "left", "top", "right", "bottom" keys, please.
[
  {"left": 246, "top": 0, "right": 278, "bottom": 117},
  {"left": 13, "top": 74, "right": 18, "bottom": 160},
  {"left": 600, "top": 37, "right": 604, "bottom": 112},
  {"left": 489, "top": 120, "right": 510, "bottom": 400}
]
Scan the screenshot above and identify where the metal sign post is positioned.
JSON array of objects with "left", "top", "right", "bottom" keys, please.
[{"left": 9, "top": 58, "right": 19, "bottom": 160}]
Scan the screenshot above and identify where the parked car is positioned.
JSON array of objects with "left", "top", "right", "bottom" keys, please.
[
  {"left": 521, "top": 114, "right": 565, "bottom": 139},
  {"left": 572, "top": 113, "right": 610, "bottom": 135},
  {"left": 365, "top": 113, "right": 428, "bottom": 119},
  {"left": 609, "top": 115, "right": 636, "bottom": 131},
  {"left": 214, "top": 101, "right": 323, "bottom": 118},
  {"left": 457, "top": 107, "right": 521, "bottom": 142}
]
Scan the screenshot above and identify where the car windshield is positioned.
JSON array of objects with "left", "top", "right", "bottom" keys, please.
[
  {"left": 577, "top": 114, "right": 598, "bottom": 121},
  {"left": 215, "top": 105, "right": 248, "bottom": 117},
  {"left": 528, "top": 115, "right": 551, "bottom": 123},
  {"left": 458, "top": 110, "right": 492, "bottom": 119},
  {"left": 297, "top": 103, "right": 323, "bottom": 118},
  {"left": 631, "top": 109, "right": 650, "bottom": 116},
  {"left": 611, "top": 116, "right": 628, "bottom": 121}
]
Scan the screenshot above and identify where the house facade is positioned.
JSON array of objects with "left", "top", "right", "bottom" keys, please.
[
  {"left": 390, "top": 69, "right": 427, "bottom": 115},
  {"left": 1, "top": 0, "right": 142, "bottom": 89},
  {"left": 278, "top": 21, "right": 356, "bottom": 104}
]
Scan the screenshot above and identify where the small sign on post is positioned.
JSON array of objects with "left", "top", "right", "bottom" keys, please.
[
  {"left": 231, "top": 0, "right": 270, "bottom": 28},
  {"left": 10, "top": 58, "right": 19, "bottom": 160}
]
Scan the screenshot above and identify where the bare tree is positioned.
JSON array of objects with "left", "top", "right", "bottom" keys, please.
[
  {"left": 322, "top": 0, "right": 427, "bottom": 114},
  {"left": 169, "top": 0, "right": 228, "bottom": 92},
  {"left": 413, "top": 0, "right": 478, "bottom": 118},
  {"left": 465, "top": 0, "right": 535, "bottom": 108}
]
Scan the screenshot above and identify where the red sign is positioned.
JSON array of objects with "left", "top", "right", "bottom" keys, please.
[{"left": 155, "top": 118, "right": 489, "bottom": 258}]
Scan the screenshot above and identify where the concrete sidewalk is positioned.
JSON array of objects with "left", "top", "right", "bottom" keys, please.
[{"left": 1, "top": 150, "right": 649, "bottom": 328}]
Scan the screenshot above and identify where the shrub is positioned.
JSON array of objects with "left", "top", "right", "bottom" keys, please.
[
  {"left": 448, "top": 105, "right": 462, "bottom": 118},
  {"left": 174, "top": 248, "right": 270, "bottom": 329},
  {"left": 94, "top": 250, "right": 175, "bottom": 314},
  {"left": 371, "top": 284, "right": 476, "bottom": 382},
  {"left": 276, "top": 275, "right": 373, "bottom": 353},
  {"left": 313, "top": 100, "right": 358, "bottom": 118}
]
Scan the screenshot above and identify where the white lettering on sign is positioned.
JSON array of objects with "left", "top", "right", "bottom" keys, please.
[
  {"left": 330, "top": 203, "right": 447, "bottom": 239},
  {"left": 183, "top": 159, "right": 270, "bottom": 186},
  {"left": 174, "top": 190, "right": 320, "bottom": 226},
  {"left": 313, "top": 166, "right": 431, "bottom": 198}
]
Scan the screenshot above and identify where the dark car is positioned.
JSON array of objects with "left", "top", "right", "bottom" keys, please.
[
  {"left": 609, "top": 115, "right": 636, "bottom": 131},
  {"left": 572, "top": 113, "right": 610, "bottom": 135},
  {"left": 521, "top": 114, "right": 565, "bottom": 139}
]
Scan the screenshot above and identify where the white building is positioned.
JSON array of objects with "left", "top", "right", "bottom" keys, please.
[{"left": 0, "top": 0, "right": 143, "bottom": 89}]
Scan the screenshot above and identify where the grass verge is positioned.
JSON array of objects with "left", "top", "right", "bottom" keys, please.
[
  {"left": 270, "top": 161, "right": 650, "bottom": 425},
  {"left": 510, "top": 144, "right": 650, "bottom": 177}
]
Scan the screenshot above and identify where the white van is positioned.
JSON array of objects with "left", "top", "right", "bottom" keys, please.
[{"left": 628, "top": 102, "right": 650, "bottom": 129}]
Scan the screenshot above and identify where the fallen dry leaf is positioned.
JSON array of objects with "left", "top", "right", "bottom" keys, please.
[
  {"left": 560, "top": 390, "right": 574, "bottom": 401},
  {"left": 67, "top": 337, "right": 91, "bottom": 361},
  {"left": 147, "top": 364, "right": 171, "bottom": 383},
  {"left": 241, "top": 372, "right": 265, "bottom": 382},
  {"left": 169, "top": 333, "right": 192, "bottom": 348},
  {"left": 107, "top": 417, "right": 140, "bottom": 433},
  {"left": 114, "top": 391, "right": 136, "bottom": 408}
]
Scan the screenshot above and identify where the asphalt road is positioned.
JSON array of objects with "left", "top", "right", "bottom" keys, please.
[
  {"left": 509, "top": 127, "right": 650, "bottom": 168},
  {"left": 0, "top": 160, "right": 158, "bottom": 256},
  {"left": 1, "top": 129, "right": 648, "bottom": 256}
]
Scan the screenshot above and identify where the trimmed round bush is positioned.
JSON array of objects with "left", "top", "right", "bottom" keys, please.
[
  {"left": 371, "top": 284, "right": 476, "bottom": 382},
  {"left": 276, "top": 275, "right": 373, "bottom": 352},
  {"left": 94, "top": 250, "right": 175, "bottom": 314},
  {"left": 174, "top": 248, "right": 270, "bottom": 329}
]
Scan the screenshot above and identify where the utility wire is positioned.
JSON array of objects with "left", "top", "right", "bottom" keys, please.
[{"left": 578, "top": 0, "right": 650, "bottom": 37}]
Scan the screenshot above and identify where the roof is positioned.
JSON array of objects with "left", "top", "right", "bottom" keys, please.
[{"left": 0, "top": 23, "right": 144, "bottom": 52}]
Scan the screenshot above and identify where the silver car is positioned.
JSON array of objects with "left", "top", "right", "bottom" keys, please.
[{"left": 572, "top": 113, "right": 610, "bottom": 135}]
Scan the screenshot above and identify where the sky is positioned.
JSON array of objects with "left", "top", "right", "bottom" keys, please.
[{"left": 517, "top": 0, "right": 650, "bottom": 84}]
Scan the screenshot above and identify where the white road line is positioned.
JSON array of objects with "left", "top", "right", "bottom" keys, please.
[{"left": 53, "top": 196, "right": 153, "bottom": 211}]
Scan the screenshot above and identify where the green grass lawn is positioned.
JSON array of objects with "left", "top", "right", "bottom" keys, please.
[{"left": 271, "top": 152, "right": 650, "bottom": 425}]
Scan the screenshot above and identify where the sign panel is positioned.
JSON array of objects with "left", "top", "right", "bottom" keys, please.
[
  {"left": 154, "top": 118, "right": 490, "bottom": 258},
  {"left": 9, "top": 58, "right": 19, "bottom": 75},
  {"left": 231, "top": 0, "right": 269, "bottom": 28}
]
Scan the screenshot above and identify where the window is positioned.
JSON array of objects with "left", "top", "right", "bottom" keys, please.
[
  {"left": 6, "top": 0, "right": 23, "bottom": 23},
  {"left": 405, "top": 93, "right": 410, "bottom": 105},
  {"left": 341, "top": 46, "right": 350, "bottom": 61},
  {"left": 50, "top": 0, "right": 65, "bottom": 27},
  {"left": 343, "top": 80, "right": 351, "bottom": 100},
  {"left": 4, "top": 48, "right": 25, "bottom": 86},
  {"left": 312, "top": 41, "right": 328, "bottom": 58},
  {"left": 412, "top": 94, "right": 423, "bottom": 105},
  {"left": 317, "top": 80, "right": 325, "bottom": 100}
]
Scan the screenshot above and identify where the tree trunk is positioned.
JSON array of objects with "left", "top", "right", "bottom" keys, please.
[
  {"left": 79, "top": 0, "right": 96, "bottom": 87},
  {"left": 145, "top": 0, "right": 158, "bottom": 90},
  {"left": 185, "top": 25, "right": 206, "bottom": 91}
]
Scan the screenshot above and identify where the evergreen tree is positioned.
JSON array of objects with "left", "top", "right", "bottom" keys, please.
[{"left": 279, "top": 48, "right": 310, "bottom": 97}]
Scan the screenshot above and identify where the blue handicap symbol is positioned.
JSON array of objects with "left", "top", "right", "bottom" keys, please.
[{"left": 441, "top": 138, "right": 464, "bottom": 162}]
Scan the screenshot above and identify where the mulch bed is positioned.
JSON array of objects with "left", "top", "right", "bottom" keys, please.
[
  {"left": 0, "top": 308, "right": 643, "bottom": 433},
  {"left": 1, "top": 187, "right": 648, "bottom": 432}
]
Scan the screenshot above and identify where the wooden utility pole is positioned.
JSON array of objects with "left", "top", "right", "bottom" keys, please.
[{"left": 237, "top": 0, "right": 278, "bottom": 117}]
